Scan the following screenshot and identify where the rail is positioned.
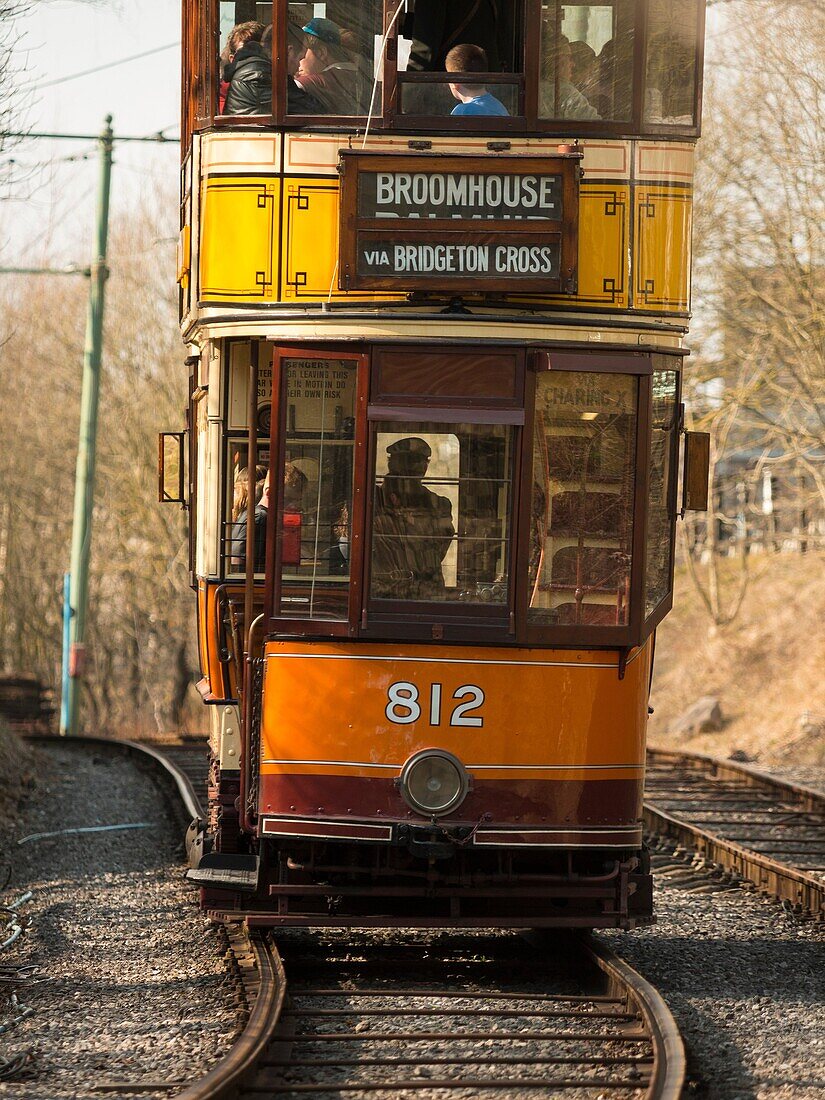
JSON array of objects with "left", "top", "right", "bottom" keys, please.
[{"left": 645, "top": 747, "right": 824, "bottom": 918}]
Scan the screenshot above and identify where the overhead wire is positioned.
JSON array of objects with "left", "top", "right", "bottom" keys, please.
[{"left": 19, "top": 42, "right": 180, "bottom": 91}]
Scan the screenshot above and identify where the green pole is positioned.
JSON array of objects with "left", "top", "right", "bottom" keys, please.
[{"left": 64, "top": 114, "right": 114, "bottom": 736}]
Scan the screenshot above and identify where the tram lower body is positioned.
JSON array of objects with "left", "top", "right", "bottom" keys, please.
[{"left": 194, "top": 635, "right": 653, "bottom": 929}]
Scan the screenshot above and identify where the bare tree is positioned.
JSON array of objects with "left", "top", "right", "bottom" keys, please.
[{"left": 682, "top": 0, "right": 825, "bottom": 625}]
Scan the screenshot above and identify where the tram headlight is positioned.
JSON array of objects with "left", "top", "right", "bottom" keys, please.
[{"left": 398, "top": 750, "right": 469, "bottom": 817}]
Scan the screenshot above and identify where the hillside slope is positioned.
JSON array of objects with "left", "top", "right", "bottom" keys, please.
[{"left": 649, "top": 551, "right": 825, "bottom": 763}]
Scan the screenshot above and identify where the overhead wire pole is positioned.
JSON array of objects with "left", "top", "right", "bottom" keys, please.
[
  {"left": 64, "top": 114, "right": 114, "bottom": 737},
  {"left": 0, "top": 121, "right": 177, "bottom": 735}
]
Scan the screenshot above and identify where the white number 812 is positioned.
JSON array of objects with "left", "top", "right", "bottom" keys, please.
[{"left": 385, "top": 681, "right": 485, "bottom": 728}]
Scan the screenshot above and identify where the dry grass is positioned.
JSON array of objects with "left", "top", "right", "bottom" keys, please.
[{"left": 649, "top": 550, "right": 825, "bottom": 763}]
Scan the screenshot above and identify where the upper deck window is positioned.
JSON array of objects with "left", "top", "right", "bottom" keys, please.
[{"left": 187, "top": 0, "right": 704, "bottom": 138}]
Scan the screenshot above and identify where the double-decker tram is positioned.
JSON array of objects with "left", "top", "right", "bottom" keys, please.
[{"left": 162, "top": 0, "right": 710, "bottom": 928}]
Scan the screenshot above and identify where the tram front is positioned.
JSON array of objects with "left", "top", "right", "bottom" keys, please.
[{"left": 165, "top": 0, "right": 710, "bottom": 927}]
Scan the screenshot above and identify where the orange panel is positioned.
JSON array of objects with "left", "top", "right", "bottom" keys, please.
[{"left": 261, "top": 639, "right": 650, "bottom": 781}]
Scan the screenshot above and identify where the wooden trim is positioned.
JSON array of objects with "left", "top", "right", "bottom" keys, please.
[
  {"left": 368, "top": 405, "right": 524, "bottom": 425},
  {"left": 628, "top": 374, "right": 652, "bottom": 642},
  {"left": 537, "top": 351, "right": 654, "bottom": 375}
]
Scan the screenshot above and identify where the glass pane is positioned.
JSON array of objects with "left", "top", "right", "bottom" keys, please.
[
  {"left": 226, "top": 441, "right": 271, "bottom": 574},
  {"left": 397, "top": 77, "right": 519, "bottom": 119},
  {"left": 529, "top": 371, "right": 637, "bottom": 627},
  {"left": 644, "top": 0, "right": 698, "bottom": 125},
  {"left": 219, "top": 3, "right": 273, "bottom": 115},
  {"left": 371, "top": 423, "right": 514, "bottom": 605},
  {"left": 539, "top": 2, "right": 635, "bottom": 121},
  {"left": 645, "top": 370, "right": 678, "bottom": 617},
  {"left": 287, "top": 1, "right": 383, "bottom": 115},
  {"left": 278, "top": 358, "right": 357, "bottom": 621}
]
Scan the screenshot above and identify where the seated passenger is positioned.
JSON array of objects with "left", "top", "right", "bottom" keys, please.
[
  {"left": 223, "top": 20, "right": 270, "bottom": 115},
  {"left": 540, "top": 35, "right": 600, "bottom": 120},
  {"left": 264, "top": 21, "right": 326, "bottom": 114},
  {"left": 295, "top": 17, "right": 362, "bottom": 115},
  {"left": 408, "top": 0, "right": 501, "bottom": 73},
  {"left": 445, "top": 43, "right": 509, "bottom": 117}
]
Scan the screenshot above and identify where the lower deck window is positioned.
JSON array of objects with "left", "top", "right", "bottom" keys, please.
[
  {"left": 277, "top": 357, "right": 357, "bottom": 621},
  {"left": 370, "top": 422, "right": 514, "bottom": 606},
  {"left": 528, "top": 371, "right": 637, "bottom": 626}
]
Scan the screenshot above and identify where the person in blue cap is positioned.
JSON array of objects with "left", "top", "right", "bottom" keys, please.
[
  {"left": 295, "top": 16, "right": 363, "bottom": 114},
  {"left": 445, "top": 43, "right": 509, "bottom": 116}
]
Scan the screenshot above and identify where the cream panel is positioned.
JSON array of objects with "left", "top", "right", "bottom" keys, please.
[
  {"left": 201, "top": 132, "right": 281, "bottom": 174},
  {"left": 634, "top": 142, "right": 695, "bottom": 182},
  {"left": 579, "top": 141, "right": 630, "bottom": 180}
]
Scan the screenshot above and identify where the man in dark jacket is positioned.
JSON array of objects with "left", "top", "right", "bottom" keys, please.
[{"left": 224, "top": 24, "right": 271, "bottom": 115}]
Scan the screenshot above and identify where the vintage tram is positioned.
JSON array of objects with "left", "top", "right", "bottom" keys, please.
[{"left": 161, "top": 0, "right": 709, "bottom": 928}]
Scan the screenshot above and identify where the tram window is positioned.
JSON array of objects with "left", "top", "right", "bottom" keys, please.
[
  {"left": 644, "top": 0, "right": 699, "bottom": 126},
  {"left": 276, "top": 358, "right": 357, "bottom": 621},
  {"left": 539, "top": 3, "right": 635, "bottom": 122},
  {"left": 370, "top": 423, "right": 514, "bottom": 606},
  {"left": 286, "top": 1, "right": 383, "bottom": 116},
  {"left": 397, "top": 1, "right": 523, "bottom": 120},
  {"left": 528, "top": 372, "right": 637, "bottom": 627},
  {"left": 644, "top": 369, "right": 679, "bottom": 618}
]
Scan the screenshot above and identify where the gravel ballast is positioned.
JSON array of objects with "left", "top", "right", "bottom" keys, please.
[{"left": 0, "top": 740, "right": 236, "bottom": 1098}]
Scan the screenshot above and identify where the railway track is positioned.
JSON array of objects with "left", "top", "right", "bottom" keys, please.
[
  {"left": 103, "top": 739, "right": 686, "bottom": 1099},
  {"left": 644, "top": 748, "right": 825, "bottom": 919},
  {"left": 29, "top": 736, "right": 819, "bottom": 1096}
]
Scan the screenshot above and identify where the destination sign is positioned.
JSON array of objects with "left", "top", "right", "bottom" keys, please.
[
  {"left": 358, "top": 171, "right": 563, "bottom": 222},
  {"left": 338, "top": 152, "right": 579, "bottom": 295}
]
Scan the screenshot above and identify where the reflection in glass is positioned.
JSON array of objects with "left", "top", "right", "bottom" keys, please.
[
  {"left": 371, "top": 423, "right": 514, "bottom": 605},
  {"left": 645, "top": 370, "right": 678, "bottom": 616},
  {"left": 278, "top": 358, "right": 357, "bottom": 621},
  {"left": 644, "top": 0, "right": 698, "bottom": 125},
  {"left": 539, "top": 3, "right": 635, "bottom": 121},
  {"left": 529, "top": 372, "right": 637, "bottom": 627}
]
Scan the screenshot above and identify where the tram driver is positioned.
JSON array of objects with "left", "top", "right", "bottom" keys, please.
[{"left": 372, "top": 437, "right": 455, "bottom": 601}]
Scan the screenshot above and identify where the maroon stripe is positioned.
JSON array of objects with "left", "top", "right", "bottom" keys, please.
[{"left": 258, "top": 774, "right": 642, "bottom": 828}]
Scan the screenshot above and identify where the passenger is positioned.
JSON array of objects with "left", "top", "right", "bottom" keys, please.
[
  {"left": 295, "top": 17, "right": 361, "bottom": 115},
  {"left": 372, "top": 437, "right": 455, "bottom": 600},
  {"left": 445, "top": 43, "right": 509, "bottom": 117},
  {"left": 223, "top": 20, "right": 270, "bottom": 115},
  {"left": 231, "top": 469, "right": 270, "bottom": 572},
  {"left": 408, "top": 0, "right": 501, "bottom": 73},
  {"left": 281, "top": 20, "right": 326, "bottom": 114},
  {"left": 231, "top": 464, "right": 266, "bottom": 524},
  {"left": 540, "top": 34, "right": 600, "bottom": 120}
]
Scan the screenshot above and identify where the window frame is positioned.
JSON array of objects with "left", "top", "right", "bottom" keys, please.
[
  {"left": 264, "top": 344, "right": 370, "bottom": 639},
  {"left": 517, "top": 349, "right": 653, "bottom": 649},
  {"left": 186, "top": 0, "right": 705, "bottom": 139},
  {"left": 641, "top": 357, "right": 683, "bottom": 634},
  {"left": 254, "top": 340, "right": 685, "bottom": 648}
]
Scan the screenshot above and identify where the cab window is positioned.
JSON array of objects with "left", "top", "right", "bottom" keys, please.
[
  {"left": 369, "top": 423, "right": 515, "bottom": 606},
  {"left": 528, "top": 369, "right": 638, "bottom": 628},
  {"left": 273, "top": 354, "right": 359, "bottom": 622}
]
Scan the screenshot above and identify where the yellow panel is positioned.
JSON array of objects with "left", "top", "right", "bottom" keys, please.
[
  {"left": 515, "top": 183, "right": 630, "bottom": 311},
  {"left": 634, "top": 185, "right": 692, "bottom": 313},
  {"left": 280, "top": 176, "right": 344, "bottom": 301},
  {"left": 280, "top": 176, "right": 393, "bottom": 303},
  {"left": 200, "top": 176, "right": 280, "bottom": 301}
]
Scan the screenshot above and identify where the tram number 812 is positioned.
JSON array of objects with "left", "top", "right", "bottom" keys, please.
[{"left": 385, "top": 682, "right": 485, "bottom": 728}]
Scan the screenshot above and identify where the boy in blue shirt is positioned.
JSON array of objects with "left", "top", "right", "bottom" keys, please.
[{"left": 446, "top": 43, "right": 509, "bottom": 117}]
